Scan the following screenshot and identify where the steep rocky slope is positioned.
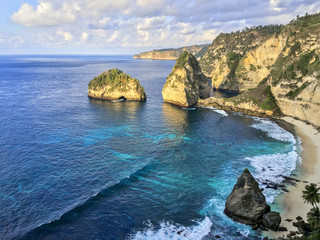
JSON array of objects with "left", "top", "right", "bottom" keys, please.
[
  {"left": 199, "top": 13, "right": 320, "bottom": 126},
  {"left": 199, "top": 25, "right": 282, "bottom": 91},
  {"left": 88, "top": 69, "right": 146, "bottom": 101},
  {"left": 134, "top": 44, "right": 209, "bottom": 60},
  {"left": 269, "top": 14, "right": 320, "bottom": 126},
  {"left": 162, "top": 51, "right": 210, "bottom": 107}
]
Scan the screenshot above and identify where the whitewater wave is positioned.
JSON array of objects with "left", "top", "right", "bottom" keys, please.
[
  {"left": 200, "top": 106, "right": 228, "bottom": 117},
  {"left": 127, "top": 217, "right": 212, "bottom": 240},
  {"left": 251, "top": 118, "right": 296, "bottom": 143},
  {"left": 246, "top": 151, "right": 299, "bottom": 203},
  {"left": 248, "top": 118, "right": 301, "bottom": 203}
]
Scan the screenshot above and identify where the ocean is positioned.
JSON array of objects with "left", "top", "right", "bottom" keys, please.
[{"left": 0, "top": 55, "right": 301, "bottom": 240}]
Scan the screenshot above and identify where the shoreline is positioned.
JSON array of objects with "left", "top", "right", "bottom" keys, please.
[{"left": 268, "top": 117, "right": 320, "bottom": 239}]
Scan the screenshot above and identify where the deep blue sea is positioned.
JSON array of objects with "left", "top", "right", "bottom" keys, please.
[{"left": 0, "top": 55, "right": 301, "bottom": 240}]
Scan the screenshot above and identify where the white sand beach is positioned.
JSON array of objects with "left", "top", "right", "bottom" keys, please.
[{"left": 269, "top": 117, "right": 320, "bottom": 238}]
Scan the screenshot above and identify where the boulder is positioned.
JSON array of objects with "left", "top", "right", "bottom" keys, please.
[
  {"left": 262, "top": 211, "right": 281, "bottom": 231},
  {"left": 162, "top": 51, "right": 210, "bottom": 107},
  {"left": 224, "top": 168, "right": 269, "bottom": 225}
]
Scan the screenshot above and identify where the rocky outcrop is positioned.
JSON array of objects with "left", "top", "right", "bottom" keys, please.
[
  {"left": 88, "top": 69, "right": 146, "bottom": 101},
  {"left": 224, "top": 169, "right": 269, "bottom": 225},
  {"left": 162, "top": 51, "right": 210, "bottom": 107},
  {"left": 198, "top": 83, "right": 281, "bottom": 117},
  {"left": 225, "top": 169, "right": 284, "bottom": 231},
  {"left": 134, "top": 44, "right": 210, "bottom": 60},
  {"left": 262, "top": 212, "right": 281, "bottom": 231}
]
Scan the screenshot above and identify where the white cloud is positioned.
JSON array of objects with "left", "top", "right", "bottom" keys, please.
[
  {"left": 137, "top": 16, "right": 167, "bottom": 31},
  {"left": 0, "top": 32, "right": 25, "bottom": 47},
  {"left": 81, "top": 32, "right": 89, "bottom": 41},
  {"left": 11, "top": 0, "right": 77, "bottom": 27},
  {"left": 56, "top": 30, "right": 74, "bottom": 42},
  {"left": 270, "top": 0, "right": 282, "bottom": 11},
  {"left": 7, "top": 0, "right": 320, "bottom": 53}
]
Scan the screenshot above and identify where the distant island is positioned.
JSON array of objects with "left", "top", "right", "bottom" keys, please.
[{"left": 133, "top": 44, "right": 210, "bottom": 60}]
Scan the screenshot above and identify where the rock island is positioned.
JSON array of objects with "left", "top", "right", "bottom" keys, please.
[{"left": 88, "top": 68, "right": 146, "bottom": 101}]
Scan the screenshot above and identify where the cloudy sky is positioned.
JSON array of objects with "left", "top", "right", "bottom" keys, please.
[{"left": 0, "top": 0, "right": 319, "bottom": 54}]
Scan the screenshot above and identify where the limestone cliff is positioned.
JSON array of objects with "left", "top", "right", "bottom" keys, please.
[
  {"left": 88, "top": 69, "right": 146, "bottom": 101},
  {"left": 198, "top": 83, "right": 281, "bottom": 118},
  {"left": 199, "top": 12, "right": 320, "bottom": 126},
  {"left": 268, "top": 14, "right": 320, "bottom": 126},
  {"left": 134, "top": 44, "right": 209, "bottom": 60},
  {"left": 162, "top": 51, "right": 210, "bottom": 107},
  {"left": 199, "top": 25, "right": 283, "bottom": 91}
]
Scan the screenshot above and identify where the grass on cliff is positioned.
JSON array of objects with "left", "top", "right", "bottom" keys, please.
[
  {"left": 226, "top": 83, "right": 281, "bottom": 115},
  {"left": 174, "top": 51, "right": 198, "bottom": 69},
  {"left": 226, "top": 51, "right": 243, "bottom": 78},
  {"left": 88, "top": 68, "right": 144, "bottom": 93}
]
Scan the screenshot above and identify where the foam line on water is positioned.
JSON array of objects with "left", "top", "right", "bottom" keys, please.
[
  {"left": 251, "top": 118, "right": 296, "bottom": 143},
  {"left": 246, "top": 151, "right": 299, "bottom": 203},
  {"left": 248, "top": 118, "right": 301, "bottom": 203},
  {"left": 127, "top": 217, "right": 212, "bottom": 240},
  {"left": 199, "top": 106, "right": 228, "bottom": 116}
]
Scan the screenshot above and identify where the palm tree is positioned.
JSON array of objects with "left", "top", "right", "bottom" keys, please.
[
  {"left": 302, "top": 183, "right": 320, "bottom": 207},
  {"left": 307, "top": 207, "right": 320, "bottom": 230}
]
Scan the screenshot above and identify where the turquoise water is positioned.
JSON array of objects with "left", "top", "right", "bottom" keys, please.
[{"left": 0, "top": 55, "right": 300, "bottom": 239}]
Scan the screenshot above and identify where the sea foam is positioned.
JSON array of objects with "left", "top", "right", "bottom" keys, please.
[
  {"left": 127, "top": 217, "right": 212, "bottom": 240},
  {"left": 248, "top": 118, "right": 301, "bottom": 203},
  {"left": 251, "top": 118, "right": 296, "bottom": 143},
  {"left": 199, "top": 106, "right": 228, "bottom": 117}
]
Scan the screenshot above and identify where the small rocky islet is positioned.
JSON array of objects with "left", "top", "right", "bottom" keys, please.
[{"left": 88, "top": 68, "right": 146, "bottom": 101}]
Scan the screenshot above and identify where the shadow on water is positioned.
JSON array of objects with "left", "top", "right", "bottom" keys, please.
[{"left": 88, "top": 98, "right": 147, "bottom": 122}]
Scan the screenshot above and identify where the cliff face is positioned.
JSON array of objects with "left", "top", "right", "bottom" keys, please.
[
  {"left": 199, "top": 13, "right": 320, "bottom": 126},
  {"left": 199, "top": 25, "right": 282, "bottom": 88},
  {"left": 88, "top": 69, "right": 146, "bottom": 101},
  {"left": 269, "top": 14, "right": 320, "bottom": 126},
  {"left": 162, "top": 51, "right": 210, "bottom": 107},
  {"left": 134, "top": 44, "right": 209, "bottom": 60}
]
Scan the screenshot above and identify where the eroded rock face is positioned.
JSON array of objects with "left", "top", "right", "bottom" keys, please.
[
  {"left": 262, "top": 211, "right": 281, "bottom": 231},
  {"left": 88, "top": 69, "right": 146, "bottom": 101},
  {"left": 268, "top": 15, "right": 320, "bottom": 127},
  {"left": 162, "top": 51, "right": 210, "bottom": 107},
  {"left": 199, "top": 25, "right": 283, "bottom": 91},
  {"left": 224, "top": 169, "right": 269, "bottom": 225}
]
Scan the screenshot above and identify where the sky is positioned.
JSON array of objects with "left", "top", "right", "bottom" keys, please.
[{"left": 0, "top": 0, "right": 320, "bottom": 55}]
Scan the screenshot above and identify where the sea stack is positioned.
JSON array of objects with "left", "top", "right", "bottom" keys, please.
[
  {"left": 162, "top": 51, "right": 210, "bottom": 108},
  {"left": 224, "top": 168, "right": 269, "bottom": 225},
  {"left": 225, "top": 169, "right": 282, "bottom": 231},
  {"left": 88, "top": 68, "right": 146, "bottom": 101}
]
